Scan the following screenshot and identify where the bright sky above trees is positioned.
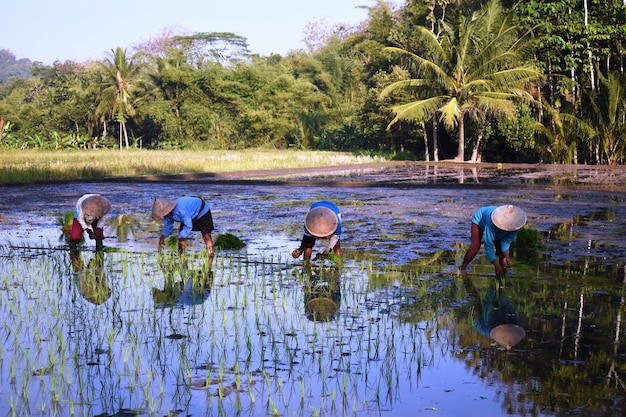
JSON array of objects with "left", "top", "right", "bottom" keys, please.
[{"left": 2, "top": 0, "right": 374, "bottom": 64}]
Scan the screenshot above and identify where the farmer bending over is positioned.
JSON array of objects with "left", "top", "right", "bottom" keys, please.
[
  {"left": 292, "top": 200, "right": 342, "bottom": 262},
  {"left": 460, "top": 205, "right": 527, "bottom": 277},
  {"left": 70, "top": 194, "right": 111, "bottom": 254},
  {"left": 152, "top": 196, "right": 215, "bottom": 254}
]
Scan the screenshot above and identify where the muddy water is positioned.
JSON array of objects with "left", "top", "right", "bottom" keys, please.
[{"left": 1, "top": 163, "right": 625, "bottom": 417}]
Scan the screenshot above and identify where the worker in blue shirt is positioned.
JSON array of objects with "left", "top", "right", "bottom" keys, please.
[
  {"left": 460, "top": 205, "right": 527, "bottom": 277},
  {"left": 292, "top": 200, "right": 342, "bottom": 261},
  {"left": 152, "top": 196, "right": 214, "bottom": 253}
]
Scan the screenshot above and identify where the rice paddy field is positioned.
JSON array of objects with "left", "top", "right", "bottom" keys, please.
[{"left": 1, "top": 162, "right": 625, "bottom": 417}]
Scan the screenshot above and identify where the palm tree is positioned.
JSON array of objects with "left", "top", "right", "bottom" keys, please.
[
  {"left": 381, "top": 0, "right": 542, "bottom": 161},
  {"left": 582, "top": 69, "right": 626, "bottom": 165},
  {"left": 97, "top": 47, "right": 143, "bottom": 151},
  {"left": 533, "top": 101, "right": 595, "bottom": 164}
]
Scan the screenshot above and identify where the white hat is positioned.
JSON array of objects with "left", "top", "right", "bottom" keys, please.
[
  {"left": 491, "top": 205, "right": 527, "bottom": 231},
  {"left": 305, "top": 207, "right": 338, "bottom": 238},
  {"left": 152, "top": 198, "right": 177, "bottom": 220},
  {"left": 82, "top": 195, "right": 111, "bottom": 217},
  {"left": 490, "top": 324, "right": 526, "bottom": 349}
]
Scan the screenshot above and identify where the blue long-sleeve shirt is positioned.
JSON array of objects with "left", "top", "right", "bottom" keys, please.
[
  {"left": 162, "top": 197, "right": 210, "bottom": 239},
  {"left": 304, "top": 200, "right": 342, "bottom": 236},
  {"left": 472, "top": 206, "right": 518, "bottom": 262}
]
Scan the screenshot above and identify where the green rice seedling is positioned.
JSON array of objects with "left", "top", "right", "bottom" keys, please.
[
  {"left": 214, "top": 233, "right": 246, "bottom": 250},
  {"left": 514, "top": 226, "right": 540, "bottom": 249}
]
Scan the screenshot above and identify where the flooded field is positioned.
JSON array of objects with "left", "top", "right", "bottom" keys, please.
[{"left": 1, "top": 163, "right": 625, "bottom": 417}]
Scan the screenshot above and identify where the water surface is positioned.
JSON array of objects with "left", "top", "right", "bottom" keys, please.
[{"left": 1, "top": 163, "right": 624, "bottom": 417}]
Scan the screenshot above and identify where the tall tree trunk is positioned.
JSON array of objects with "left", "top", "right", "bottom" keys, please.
[
  {"left": 122, "top": 121, "right": 130, "bottom": 149},
  {"left": 422, "top": 122, "right": 430, "bottom": 162},
  {"left": 470, "top": 132, "right": 483, "bottom": 163},
  {"left": 432, "top": 116, "right": 439, "bottom": 162},
  {"left": 456, "top": 116, "right": 465, "bottom": 161},
  {"left": 583, "top": 0, "right": 596, "bottom": 90}
]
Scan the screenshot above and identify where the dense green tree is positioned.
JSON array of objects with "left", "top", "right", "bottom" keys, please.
[
  {"left": 0, "top": 49, "right": 32, "bottom": 80},
  {"left": 141, "top": 52, "right": 200, "bottom": 147},
  {"left": 381, "top": 0, "right": 543, "bottom": 161},
  {"left": 532, "top": 99, "right": 595, "bottom": 164}
]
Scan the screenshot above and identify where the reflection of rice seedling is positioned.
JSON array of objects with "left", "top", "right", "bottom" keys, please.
[
  {"left": 113, "top": 214, "right": 138, "bottom": 242},
  {"left": 214, "top": 233, "right": 246, "bottom": 250}
]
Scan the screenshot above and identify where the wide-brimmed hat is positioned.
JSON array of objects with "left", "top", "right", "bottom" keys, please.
[
  {"left": 82, "top": 195, "right": 111, "bottom": 217},
  {"left": 491, "top": 205, "right": 527, "bottom": 231},
  {"left": 490, "top": 324, "right": 526, "bottom": 350},
  {"left": 304, "top": 207, "right": 338, "bottom": 237},
  {"left": 152, "top": 198, "right": 177, "bottom": 220}
]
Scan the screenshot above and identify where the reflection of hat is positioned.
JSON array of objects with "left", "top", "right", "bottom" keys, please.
[
  {"left": 490, "top": 324, "right": 526, "bottom": 349},
  {"left": 307, "top": 297, "right": 338, "bottom": 321},
  {"left": 152, "top": 198, "right": 177, "bottom": 220},
  {"left": 491, "top": 205, "right": 527, "bottom": 231},
  {"left": 82, "top": 195, "right": 111, "bottom": 217},
  {"left": 305, "top": 207, "right": 338, "bottom": 237}
]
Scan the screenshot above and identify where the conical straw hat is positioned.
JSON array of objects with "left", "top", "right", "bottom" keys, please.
[
  {"left": 82, "top": 195, "right": 111, "bottom": 217},
  {"left": 491, "top": 205, "right": 527, "bottom": 231},
  {"left": 304, "top": 206, "right": 338, "bottom": 237},
  {"left": 152, "top": 198, "right": 177, "bottom": 220},
  {"left": 490, "top": 324, "right": 526, "bottom": 349}
]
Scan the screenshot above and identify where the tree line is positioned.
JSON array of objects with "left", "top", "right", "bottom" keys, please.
[{"left": 0, "top": 0, "right": 624, "bottom": 164}]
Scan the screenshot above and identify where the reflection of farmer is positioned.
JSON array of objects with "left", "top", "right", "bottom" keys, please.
[
  {"left": 152, "top": 197, "right": 215, "bottom": 254},
  {"left": 70, "top": 250, "right": 111, "bottom": 305},
  {"left": 460, "top": 205, "right": 527, "bottom": 277},
  {"left": 292, "top": 201, "right": 342, "bottom": 262},
  {"left": 152, "top": 257, "right": 214, "bottom": 308},
  {"left": 464, "top": 277, "right": 525, "bottom": 350},
  {"left": 70, "top": 194, "right": 111, "bottom": 254},
  {"left": 302, "top": 265, "right": 341, "bottom": 322}
]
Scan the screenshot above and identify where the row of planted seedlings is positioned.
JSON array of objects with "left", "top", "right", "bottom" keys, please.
[{"left": 0, "top": 242, "right": 448, "bottom": 416}]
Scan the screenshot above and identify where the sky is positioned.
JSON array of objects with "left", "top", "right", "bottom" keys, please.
[{"left": 2, "top": 0, "right": 375, "bottom": 65}]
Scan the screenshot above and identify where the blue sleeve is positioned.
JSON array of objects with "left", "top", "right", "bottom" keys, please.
[
  {"left": 500, "top": 231, "right": 518, "bottom": 254},
  {"left": 177, "top": 209, "right": 194, "bottom": 239},
  {"left": 162, "top": 215, "right": 174, "bottom": 237},
  {"left": 483, "top": 227, "right": 497, "bottom": 262}
]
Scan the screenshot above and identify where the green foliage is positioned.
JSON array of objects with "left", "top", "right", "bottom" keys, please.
[
  {"left": 1, "top": 1, "right": 625, "bottom": 163},
  {"left": 0, "top": 49, "right": 32, "bottom": 80},
  {"left": 214, "top": 233, "right": 246, "bottom": 250},
  {"left": 513, "top": 227, "right": 540, "bottom": 249},
  {"left": 382, "top": 0, "right": 543, "bottom": 162}
]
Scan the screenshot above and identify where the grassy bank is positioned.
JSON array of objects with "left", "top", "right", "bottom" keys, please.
[{"left": 0, "top": 149, "right": 385, "bottom": 183}]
